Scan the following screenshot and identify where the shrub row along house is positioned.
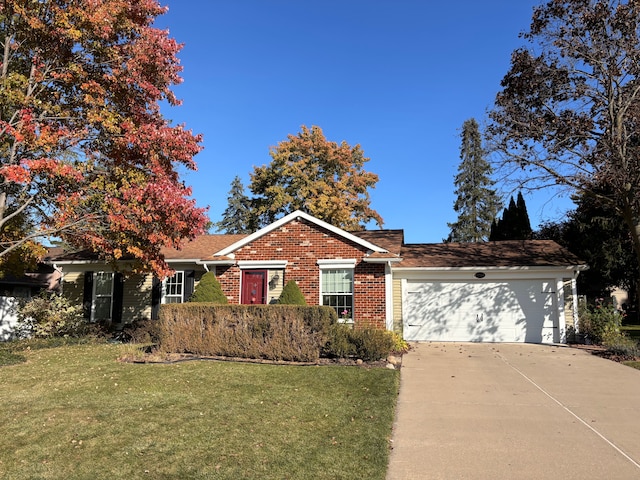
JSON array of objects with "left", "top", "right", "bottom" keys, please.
[{"left": 43, "top": 210, "right": 586, "bottom": 343}]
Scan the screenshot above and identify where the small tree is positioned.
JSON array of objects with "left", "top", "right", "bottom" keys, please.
[
  {"left": 277, "top": 280, "right": 307, "bottom": 305},
  {"left": 447, "top": 118, "right": 501, "bottom": 242},
  {"left": 188, "top": 272, "right": 228, "bottom": 304}
]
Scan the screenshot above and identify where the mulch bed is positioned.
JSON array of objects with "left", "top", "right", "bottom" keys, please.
[
  {"left": 569, "top": 343, "right": 640, "bottom": 363},
  {"left": 120, "top": 350, "right": 400, "bottom": 369}
]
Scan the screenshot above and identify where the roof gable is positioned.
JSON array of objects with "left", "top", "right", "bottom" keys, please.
[{"left": 214, "top": 210, "right": 390, "bottom": 257}]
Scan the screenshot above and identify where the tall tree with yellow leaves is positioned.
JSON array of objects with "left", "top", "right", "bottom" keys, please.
[{"left": 249, "top": 125, "right": 383, "bottom": 230}]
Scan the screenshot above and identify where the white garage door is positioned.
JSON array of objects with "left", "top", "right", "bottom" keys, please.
[{"left": 403, "top": 279, "right": 558, "bottom": 343}]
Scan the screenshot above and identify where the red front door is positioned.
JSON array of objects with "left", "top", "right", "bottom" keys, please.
[{"left": 241, "top": 270, "right": 267, "bottom": 304}]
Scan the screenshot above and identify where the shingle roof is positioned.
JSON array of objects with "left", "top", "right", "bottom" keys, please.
[
  {"left": 162, "top": 234, "right": 246, "bottom": 260},
  {"left": 352, "top": 229, "right": 404, "bottom": 256},
  {"left": 396, "top": 240, "right": 585, "bottom": 268},
  {"left": 46, "top": 235, "right": 247, "bottom": 263}
]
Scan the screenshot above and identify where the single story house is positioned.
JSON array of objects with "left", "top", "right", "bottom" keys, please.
[{"left": 45, "top": 210, "right": 587, "bottom": 343}]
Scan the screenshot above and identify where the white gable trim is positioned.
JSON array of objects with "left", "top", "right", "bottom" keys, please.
[
  {"left": 238, "top": 260, "right": 288, "bottom": 269},
  {"left": 317, "top": 259, "right": 357, "bottom": 269},
  {"left": 214, "top": 210, "right": 388, "bottom": 257}
]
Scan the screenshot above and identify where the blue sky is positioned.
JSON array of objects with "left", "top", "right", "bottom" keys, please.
[{"left": 155, "top": 0, "right": 573, "bottom": 243}]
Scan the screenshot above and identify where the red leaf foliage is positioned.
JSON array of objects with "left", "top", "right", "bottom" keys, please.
[{"left": 0, "top": 0, "right": 208, "bottom": 275}]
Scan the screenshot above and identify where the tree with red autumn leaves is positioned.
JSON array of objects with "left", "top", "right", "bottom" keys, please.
[{"left": 0, "top": 0, "right": 207, "bottom": 277}]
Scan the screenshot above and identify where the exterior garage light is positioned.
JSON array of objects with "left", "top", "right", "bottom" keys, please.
[{"left": 474, "top": 272, "right": 486, "bottom": 279}]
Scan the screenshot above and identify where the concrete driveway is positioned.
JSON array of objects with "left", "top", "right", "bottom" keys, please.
[{"left": 386, "top": 343, "right": 640, "bottom": 480}]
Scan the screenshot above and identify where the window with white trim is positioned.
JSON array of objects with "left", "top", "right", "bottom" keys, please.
[
  {"left": 93, "top": 272, "right": 114, "bottom": 322},
  {"left": 164, "top": 271, "right": 184, "bottom": 304},
  {"left": 321, "top": 269, "right": 354, "bottom": 322}
]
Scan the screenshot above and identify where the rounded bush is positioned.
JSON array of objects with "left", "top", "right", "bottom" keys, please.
[
  {"left": 277, "top": 280, "right": 307, "bottom": 305},
  {"left": 188, "top": 272, "right": 228, "bottom": 303}
]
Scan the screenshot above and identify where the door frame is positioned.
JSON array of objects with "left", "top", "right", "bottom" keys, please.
[{"left": 241, "top": 269, "right": 268, "bottom": 304}]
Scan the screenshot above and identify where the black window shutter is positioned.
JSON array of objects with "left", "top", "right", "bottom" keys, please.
[
  {"left": 184, "top": 270, "right": 195, "bottom": 301},
  {"left": 83, "top": 271, "right": 94, "bottom": 320},
  {"left": 112, "top": 273, "right": 124, "bottom": 324},
  {"left": 151, "top": 277, "right": 161, "bottom": 320}
]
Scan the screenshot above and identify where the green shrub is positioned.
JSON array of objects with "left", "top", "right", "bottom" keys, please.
[
  {"left": 388, "top": 331, "right": 409, "bottom": 353},
  {"left": 350, "top": 328, "right": 396, "bottom": 361},
  {"left": 277, "top": 280, "right": 307, "bottom": 305},
  {"left": 603, "top": 334, "right": 640, "bottom": 359},
  {"left": 157, "top": 304, "right": 336, "bottom": 362},
  {"left": 323, "top": 325, "right": 400, "bottom": 361},
  {"left": 16, "top": 292, "right": 88, "bottom": 339},
  {"left": 188, "top": 272, "right": 228, "bottom": 303},
  {"left": 323, "top": 324, "right": 357, "bottom": 358},
  {"left": 578, "top": 303, "right": 622, "bottom": 344}
]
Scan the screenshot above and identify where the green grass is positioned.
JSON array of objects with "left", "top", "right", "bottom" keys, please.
[
  {"left": 0, "top": 343, "right": 399, "bottom": 479},
  {"left": 623, "top": 361, "right": 640, "bottom": 370},
  {"left": 621, "top": 324, "right": 640, "bottom": 339}
]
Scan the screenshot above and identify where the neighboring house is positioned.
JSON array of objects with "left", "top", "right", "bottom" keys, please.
[
  {"left": 45, "top": 210, "right": 587, "bottom": 344},
  {"left": 0, "top": 265, "right": 62, "bottom": 341}
]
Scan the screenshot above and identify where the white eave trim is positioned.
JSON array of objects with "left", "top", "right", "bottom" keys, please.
[
  {"left": 165, "top": 258, "right": 202, "bottom": 264},
  {"left": 197, "top": 259, "right": 235, "bottom": 266},
  {"left": 47, "top": 260, "right": 103, "bottom": 265},
  {"left": 214, "top": 210, "right": 388, "bottom": 257},
  {"left": 237, "top": 260, "right": 288, "bottom": 269},
  {"left": 363, "top": 256, "right": 403, "bottom": 264},
  {"left": 317, "top": 259, "right": 357, "bottom": 269},
  {"left": 392, "top": 265, "right": 588, "bottom": 272}
]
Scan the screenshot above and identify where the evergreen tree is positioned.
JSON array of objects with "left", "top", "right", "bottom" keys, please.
[
  {"left": 490, "top": 192, "right": 532, "bottom": 240},
  {"left": 515, "top": 192, "right": 532, "bottom": 238},
  {"left": 214, "top": 176, "right": 256, "bottom": 234},
  {"left": 188, "top": 272, "right": 228, "bottom": 303},
  {"left": 277, "top": 280, "right": 307, "bottom": 305},
  {"left": 535, "top": 186, "right": 638, "bottom": 313},
  {"left": 447, "top": 118, "right": 501, "bottom": 242}
]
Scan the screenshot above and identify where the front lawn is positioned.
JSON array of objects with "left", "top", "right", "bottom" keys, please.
[
  {"left": 0, "top": 343, "right": 399, "bottom": 480},
  {"left": 621, "top": 324, "right": 640, "bottom": 339},
  {"left": 623, "top": 360, "right": 640, "bottom": 370}
]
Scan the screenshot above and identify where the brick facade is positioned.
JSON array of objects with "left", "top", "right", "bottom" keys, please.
[{"left": 215, "top": 218, "right": 387, "bottom": 329}]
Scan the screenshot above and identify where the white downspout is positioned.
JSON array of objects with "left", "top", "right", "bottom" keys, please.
[{"left": 385, "top": 262, "right": 393, "bottom": 331}]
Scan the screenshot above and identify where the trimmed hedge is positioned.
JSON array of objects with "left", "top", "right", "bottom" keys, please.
[{"left": 158, "top": 304, "right": 337, "bottom": 362}]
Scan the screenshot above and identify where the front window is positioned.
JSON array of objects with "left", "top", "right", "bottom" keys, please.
[
  {"left": 321, "top": 269, "right": 353, "bottom": 322},
  {"left": 93, "top": 272, "right": 113, "bottom": 322},
  {"left": 164, "top": 271, "right": 184, "bottom": 304}
]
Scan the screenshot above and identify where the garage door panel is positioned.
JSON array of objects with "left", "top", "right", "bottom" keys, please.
[{"left": 404, "top": 279, "right": 557, "bottom": 343}]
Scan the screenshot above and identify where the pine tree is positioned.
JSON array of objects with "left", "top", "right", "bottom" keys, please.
[
  {"left": 215, "top": 176, "right": 256, "bottom": 234},
  {"left": 447, "top": 118, "right": 501, "bottom": 242},
  {"left": 515, "top": 192, "right": 532, "bottom": 239}
]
